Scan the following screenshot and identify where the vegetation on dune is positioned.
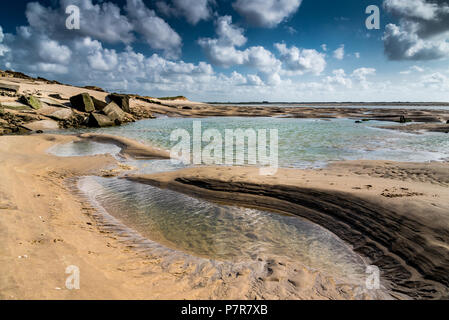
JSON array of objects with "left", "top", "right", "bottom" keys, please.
[{"left": 158, "top": 96, "right": 188, "bottom": 101}]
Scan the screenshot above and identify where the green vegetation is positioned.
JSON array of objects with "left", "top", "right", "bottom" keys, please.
[{"left": 158, "top": 96, "right": 187, "bottom": 101}]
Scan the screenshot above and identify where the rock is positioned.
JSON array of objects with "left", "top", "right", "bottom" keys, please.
[
  {"left": 88, "top": 113, "right": 114, "bottom": 127},
  {"left": 399, "top": 115, "right": 408, "bottom": 123},
  {"left": 0, "top": 82, "right": 20, "bottom": 93},
  {"left": 0, "top": 101, "right": 31, "bottom": 110},
  {"left": 69, "top": 93, "right": 95, "bottom": 113},
  {"left": 103, "top": 101, "right": 127, "bottom": 124},
  {"left": 38, "top": 97, "right": 68, "bottom": 108},
  {"left": 19, "top": 95, "right": 42, "bottom": 110},
  {"left": 49, "top": 108, "right": 73, "bottom": 121},
  {"left": 106, "top": 94, "right": 130, "bottom": 113},
  {"left": 21, "top": 120, "right": 59, "bottom": 131},
  {"left": 91, "top": 96, "right": 107, "bottom": 111},
  {"left": 355, "top": 120, "right": 362, "bottom": 123},
  {"left": 446, "top": 120, "right": 449, "bottom": 124},
  {"left": 48, "top": 93, "right": 64, "bottom": 100}
]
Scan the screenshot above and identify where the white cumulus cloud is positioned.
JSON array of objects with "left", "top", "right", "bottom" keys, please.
[
  {"left": 383, "top": 0, "right": 449, "bottom": 60},
  {"left": 198, "top": 15, "right": 281, "bottom": 77},
  {"left": 275, "top": 43, "right": 326, "bottom": 75},
  {"left": 232, "top": 0, "right": 302, "bottom": 28},
  {"left": 333, "top": 45, "right": 345, "bottom": 60},
  {"left": 156, "top": 0, "right": 214, "bottom": 25},
  {"left": 125, "top": 0, "right": 182, "bottom": 58}
]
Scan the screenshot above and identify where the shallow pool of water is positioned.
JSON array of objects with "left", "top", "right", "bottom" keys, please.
[{"left": 78, "top": 174, "right": 368, "bottom": 284}]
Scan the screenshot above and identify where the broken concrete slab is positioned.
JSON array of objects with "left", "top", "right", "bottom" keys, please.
[
  {"left": 88, "top": 113, "right": 114, "bottom": 127},
  {"left": 103, "top": 101, "right": 127, "bottom": 123},
  {"left": 106, "top": 94, "right": 130, "bottom": 113},
  {"left": 19, "top": 95, "right": 42, "bottom": 110},
  {"left": 69, "top": 93, "right": 95, "bottom": 113},
  {"left": 91, "top": 96, "right": 107, "bottom": 111}
]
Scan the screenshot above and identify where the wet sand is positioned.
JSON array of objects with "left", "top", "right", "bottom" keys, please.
[
  {"left": 0, "top": 134, "right": 391, "bottom": 300},
  {"left": 127, "top": 162, "right": 449, "bottom": 299}
]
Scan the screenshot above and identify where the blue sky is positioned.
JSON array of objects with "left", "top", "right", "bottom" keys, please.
[{"left": 0, "top": 0, "right": 449, "bottom": 102}]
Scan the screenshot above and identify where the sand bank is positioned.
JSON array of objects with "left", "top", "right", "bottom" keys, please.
[{"left": 79, "top": 133, "right": 170, "bottom": 159}]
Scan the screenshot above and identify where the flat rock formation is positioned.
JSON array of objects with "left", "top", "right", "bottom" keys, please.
[{"left": 126, "top": 164, "right": 449, "bottom": 299}]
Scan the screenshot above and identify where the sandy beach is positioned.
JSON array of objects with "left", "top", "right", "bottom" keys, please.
[
  {"left": 0, "top": 133, "right": 396, "bottom": 300},
  {"left": 1, "top": 72, "right": 449, "bottom": 300}
]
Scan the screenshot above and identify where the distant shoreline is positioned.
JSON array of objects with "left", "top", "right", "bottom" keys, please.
[{"left": 207, "top": 101, "right": 449, "bottom": 106}]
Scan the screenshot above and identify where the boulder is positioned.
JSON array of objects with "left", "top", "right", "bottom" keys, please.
[
  {"left": 103, "top": 101, "right": 127, "bottom": 124},
  {"left": 88, "top": 113, "right": 114, "bottom": 127},
  {"left": 19, "top": 95, "right": 42, "bottom": 110},
  {"left": 91, "top": 96, "right": 107, "bottom": 111},
  {"left": 106, "top": 93, "right": 130, "bottom": 113},
  {"left": 69, "top": 93, "right": 95, "bottom": 113},
  {"left": 0, "top": 82, "right": 20, "bottom": 93}
]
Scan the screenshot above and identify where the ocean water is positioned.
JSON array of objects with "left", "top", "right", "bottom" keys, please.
[
  {"left": 58, "top": 117, "right": 449, "bottom": 167},
  {"left": 215, "top": 103, "right": 449, "bottom": 110}
]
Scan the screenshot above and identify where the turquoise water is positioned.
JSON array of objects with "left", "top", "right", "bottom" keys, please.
[
  {"left": 216, "top": 103, "right": 449, "bottom": 110},
  {"left": 60, "top": 117, "right": 449, "bottom": 168}
]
